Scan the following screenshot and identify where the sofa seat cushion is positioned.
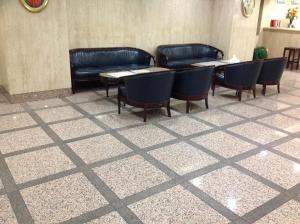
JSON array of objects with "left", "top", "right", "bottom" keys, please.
[
  {"left": 167, "top": 58, "right": 217, "bottom": 69},
  {"left": 74, "top": 65, "right": 150, "bottom": 79}
]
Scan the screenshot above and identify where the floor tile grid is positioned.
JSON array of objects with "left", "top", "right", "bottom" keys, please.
[
  {"left": 22, "top": 98, "right": 245, "bottom": 222},
  {"left": 94, "top": 111, "right": 300, "bottom": 223},
  {"left": 0, "top": 109, "right": 296, "bottom": 224},
  {"left": 0, "top": 150, "right": 35, "bottom": 223},
  {"left": 18, "top": 103, "right": 145, "bottom": 224},
  {"left": 0, "top": 83, "right": 298, "bottom": 222}
]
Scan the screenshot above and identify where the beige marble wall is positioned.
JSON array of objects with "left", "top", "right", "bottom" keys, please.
[
  {"left": 1, "top": 0, "right": 262, "bottom": 95},
  {"left": 1, "top": 0, "right": 71, "bottom": 95},
  {"left": 211, "top": 0, "right": 261, "bottom": 61},
  {"left": 67, "top": 0, "right": 214, "bottom": 55}
]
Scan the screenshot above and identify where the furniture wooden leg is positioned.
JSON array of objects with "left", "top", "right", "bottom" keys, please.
[
  {"left": 291, "top": 49, "right": 296, "bottom": 70},
  {"left": 238, "top": 90, "right": 242, "bottom": 101},
  {"left": 167, "top": 101, "right": 171, "bottom": 117},
  {"left": 118, "top": 97, "right": 121, "bottom": 114},
  {"left": 297, "top": 50, "right": 300, "bottom": 70},
  {"left": 186, "top": 100, "right": 190, "bottom": 113},
  {"left": 253, "top": 88, "right": 256, "bottom": 98},
  {"left": 143, "top": 107, "right": 147, "bottom": 122},
  {"left": 287, "top": 49, "right": 292, "bottom": 69},
  {"left": 277, "top": 83, "right": 281, "bottom": 94},
  {"left": 205, "top": 98, "right": 209, "bottom": 109},
  {"left": 262, "top": 84, "right": 266, "bottom": 96}
]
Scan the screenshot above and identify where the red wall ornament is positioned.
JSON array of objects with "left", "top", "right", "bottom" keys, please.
[{"left": 20, "top": 0, "right": 49, "bottom": 13}]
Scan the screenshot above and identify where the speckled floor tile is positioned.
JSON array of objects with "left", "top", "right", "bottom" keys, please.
[
  {"left": 78, "top": 101, "right": 116, "bottom": 115},
  {"left": 149, "top": 142, "right": 218, "bottom": 175},
  {"left": 193, "top": 109, "right": 243, "bottom": 127},
  {"left": 86, "top": 212, "right": 127, "bottom": 224},
  {"left": 131, "top": 108, "right": 181, "bottom": 122},
  {"left": 208, "top": 95, "right": 237, "bottom": 106},
  {"left": 49, "top": 118, "right": 104, "bottom": 140},
  {"left": 274, "top": 138, "right": 300, "bottom": 160},
  {"left": 118, "top": 124, "right": 176, "bottom": 149},
  {"left": 94, "top": 155, "right": 170, "bottom": 199},
  {"left": 269, "top": 94, "right": 300, "bottom": 105},
  {"left": 159, "top": 116, "right": 212, "bottom": 136},
  {"left": 238, "top": 151, "right": 300, "bottom": 189},
  {"left": 0, "top": 195, "right": 17, "bottom": 224},
  {"left": 36, "top": 106, "right": 83, "bottom": 123},
  {"left": 66, "top": 92, "right": 103, "bottom": 104},
  {"left": 0, "top": 103, "right": 24, "bottom": 115},
  {"left": 68, "top": 134, "right": 131, "bottom": 164},
  {"left": 289, "top": 89, "right": 300, "bottom": 97},
  {"left": 228, "top": 122, "right": 287, "bottom": 145},
  {"left": 282, "top": 107, "right": 300, "bottom": 119},
  {"left": 21, "top": 173, "right": 108, "bottom": 224},
  {"left": 129, "top": 185, "right": 228, "bottom": 224},
  {"left": 192, "top": 131, "right": 256, "bottom": 158},
  {"left": 258, "top": 114, "right": 300, "bottom": 133},
  {"left": 27, "top": 98, "right": 67, "bottom": 110},
  {"left": 0, "top": 127, "right": 53, "bottom": 154},
  {"left": 190, "top": 166, "right": 279, "bottom": 215},
  {"left": 247, "top": 98, "right": 290, "bottom": 111},
  {"left": 222, "top": 103, "right": 269, "bottom": 118},
  {"left": 96, "top": 112, "right": 143, "bottom": 129},
  {"left": 6, "top": 147, "right": 75, "bottom": 184},
  {"left": 0, "top": 113, "right": 36, "bottom": 132},
  {"left": 0, "top": 179, "right": 3, "bottom": 190},
  {"left": 254, "top": 200, "right": 300, "bottom": 224},
  {"left": 170, "top": 101, "right": 208, "bottom": 113}
]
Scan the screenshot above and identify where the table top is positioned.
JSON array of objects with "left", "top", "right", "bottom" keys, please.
[
  {"left": 192, "top": 60, "right": 238, "bottom": 68},
  {"left": 100, "top": 67, "right": 170, "bottom": 79}
]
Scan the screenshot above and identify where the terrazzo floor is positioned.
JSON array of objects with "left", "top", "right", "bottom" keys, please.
[{"left": 0, "top": 70, "right": 300, "bottom": 224}]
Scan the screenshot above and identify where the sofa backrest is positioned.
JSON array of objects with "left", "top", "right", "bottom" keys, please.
[
  {"left": 157, "top": 44, "right": 222, "bottom": 61},
  {"left": 70, "top": 47, "right": 152, "bottom": 68}
]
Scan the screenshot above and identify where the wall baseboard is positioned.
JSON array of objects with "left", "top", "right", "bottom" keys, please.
[{"left": 3, "top": 88, "right": 72, "bottom": 104}]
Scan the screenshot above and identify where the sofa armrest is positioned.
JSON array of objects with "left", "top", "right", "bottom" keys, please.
[{"left": 217, "top": 50, "right": 224, "bottom": 60}]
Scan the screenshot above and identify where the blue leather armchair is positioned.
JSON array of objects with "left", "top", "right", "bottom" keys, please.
[
  {"left": 257, "top": 57, "right": 287, "bottom": 95},
  {"left": 69, "top": 47, "right": 155, "bottom": 95},
  {"left": 172, "top": 67, "right": 214, "bottom": 113},
  {"left": 212, "top": 60, "right": 263, "bottom": 101},
  {"left": 157, "top": 44, "right": 223, "bottom": 69},
  {"left": 118, "top": 71, "right": 175, "bottom": 122}
]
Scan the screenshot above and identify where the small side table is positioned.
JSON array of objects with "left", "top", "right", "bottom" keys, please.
[{"left": 283, "top": 47, "right": 300, "bottom": 70}]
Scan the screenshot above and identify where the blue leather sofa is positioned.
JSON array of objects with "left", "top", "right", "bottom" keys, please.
[
  {"left": 156, "top": 43, "right": 224, "bottom": 69},
  {"left": 69, "top": 47, "right": 155, "bottom": 95}
]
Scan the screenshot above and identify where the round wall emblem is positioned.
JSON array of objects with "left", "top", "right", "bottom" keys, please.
[
  {"left": 20, "top": 0, "right": 49, "bottom": 13},
  {"left": 242, "top": 0, "right": 255, "bottom": 17}
]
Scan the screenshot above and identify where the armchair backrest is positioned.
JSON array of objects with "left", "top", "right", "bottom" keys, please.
[
  {"left": 224, "top": 60, "right": 263, "bottom": 89},
  {"left": 172, "top": 66, "right": 214, "bottom": 97},
  {"left": 257, "top": 57, "right": 287, "bottom": 83},
  {"left": 125, "top": 71, "right": 175, "bottom": 103},
  {"left": 70, "top": 47, "right": 153, "bottom": 68}
]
